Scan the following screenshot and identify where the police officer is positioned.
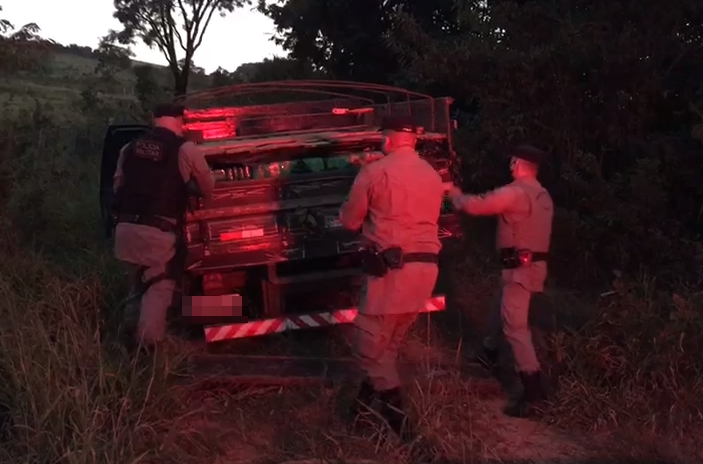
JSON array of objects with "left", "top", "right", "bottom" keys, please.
[
  {"left": 448, "top": 145, "right": 554, "bottom": 418},
  {"left": 113, "top": 102, "right": 215, "bottom": 350},
  {"left": 339, "top": 115, "right": 445, "bottom": 442}
]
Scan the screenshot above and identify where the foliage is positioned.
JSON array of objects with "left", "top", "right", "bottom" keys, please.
[
  {"left": 0, "top": 5, "right": 53, "bottom": 74},
  {"left": 546, "top": 279, "right": 703, "bottom": 460},
  {"left": 258, "top": 0, "right": 459, "bottom": 82},
  {"left": 0, "top": 98, "right": 187, "bottom": 463},
  {"left": 82, "top": 36, "right": 137, "bottom": 99},
  {"left": 258, "top": 0, "right": 703, "bottom": 450},
  {"left": 109, "top": 0, "right": 251, "bottom": 95},
  {"left": 2, "top": 1, "right": 703, "bottom": 460},
  {"left": 94, "top": 36, "right": 134, "bottom": 80},
  {"left": 133, "top": 63, "right": 170, "bottom": 115},
  {"left": 210, "top": 57, "right": 320, "bottom": 85},
  {"left": 264, "top": 0, "right": 703, "bottom": 285}
]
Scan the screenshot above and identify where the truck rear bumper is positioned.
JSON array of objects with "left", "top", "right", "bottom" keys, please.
[{"left": 203, "top": 295, "right": 447, "bottom": 343}]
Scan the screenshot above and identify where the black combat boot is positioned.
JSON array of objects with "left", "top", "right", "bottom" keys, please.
[
  {"left": 475, "top": 347, "right": 499, "bottom": 370},
  {"left": 503, "top": 370, "right": 547, "bottom": 418},
  {"left": 377, "top": 387, "right": 417, "bottom": 443},
  {"left": 348, "top": 379, "right": 377, "bottom": 419}
]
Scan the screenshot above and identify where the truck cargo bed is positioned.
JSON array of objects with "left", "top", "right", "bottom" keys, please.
[{"left": 101, "top": 81, "right": 462, "bottom": 342}]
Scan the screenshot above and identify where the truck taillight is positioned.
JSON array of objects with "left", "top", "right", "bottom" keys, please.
[
  {"left": 184, "top": 119, "right": 237, "bottom": 141},
  {"left": 220, "top": 228, "right": 265, "bottom": 242},
  {"left": 202, "top": 127, "right": 236, "bottom": 140}
]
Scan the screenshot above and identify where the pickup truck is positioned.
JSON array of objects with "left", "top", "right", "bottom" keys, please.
[{"left": 99, "top": 80, "right": 462, "bottom": 344}]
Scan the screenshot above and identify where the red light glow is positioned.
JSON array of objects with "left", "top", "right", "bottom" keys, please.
[{"left": 185, "top": 120, "right": 237, "bottom": 140}]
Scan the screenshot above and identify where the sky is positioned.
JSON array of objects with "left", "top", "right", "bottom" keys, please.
[{"left": 2, "top": 0, "right": 287, "bottom": 73}]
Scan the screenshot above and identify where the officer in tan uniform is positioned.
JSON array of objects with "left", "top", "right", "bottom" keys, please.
[
  {"left": 113, "top": 102, "right": 215, "bottom": 350},
  {"left": 449, "top": 145, "right": 553, "bottom": 418},
  {"left": 339, "top": 115, "right": 444, "bottom": 442}
]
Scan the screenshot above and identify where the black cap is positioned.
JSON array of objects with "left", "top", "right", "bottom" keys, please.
[
  {"left": 510, "top": 145, "right": 548, "bottom": 165},
  {"left": 152, "top": 102, "right": 185, "bottom": 119},
  {"left": 378, "top": 115, "right": 417, "bottom": 134}
]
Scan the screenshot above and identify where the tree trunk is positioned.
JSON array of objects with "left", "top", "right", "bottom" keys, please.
[{"left": 173, "top": 70, "right": 190, "bottom": 97}]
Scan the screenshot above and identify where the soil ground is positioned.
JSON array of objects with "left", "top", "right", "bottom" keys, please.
[{"left": 148, "top": 314, "right": 653, "bottom": 464}]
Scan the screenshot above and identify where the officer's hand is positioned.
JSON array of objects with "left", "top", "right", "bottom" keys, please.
[
  {"left": 185, "top": 179, "right": 204, "bottom": 197},
  {"left": 448, "top": 186, "right": 463, "bottom": 199},
  {"left": 447, "top": 186, "right": 465, "bottom": 211}
]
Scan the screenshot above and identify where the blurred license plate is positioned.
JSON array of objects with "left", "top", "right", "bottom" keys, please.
[{"left": 325, "top": 216, "right": 342, "bottom": 229}]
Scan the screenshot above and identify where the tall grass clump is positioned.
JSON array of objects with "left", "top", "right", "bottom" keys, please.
[
  {"left": 0, "top": 104, "right": 179, "bottom": 464},
  {"left": 545, "top": 275, "right": 703, "bottom": 462}
]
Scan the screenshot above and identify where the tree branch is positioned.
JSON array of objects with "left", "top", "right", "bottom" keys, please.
[
  {"left": 192, "top": 0, "right": 218, "bottom": 51},
  {"left": 165, "top": 6, "right": 187, "bottom": 51},
  {"left": 177, "top": 0, "right": 191, "bottom": 32}
]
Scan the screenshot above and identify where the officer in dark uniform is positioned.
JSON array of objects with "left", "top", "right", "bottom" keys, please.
[{"left": 113, "top": 102, "right": 214, "bottom": 349}]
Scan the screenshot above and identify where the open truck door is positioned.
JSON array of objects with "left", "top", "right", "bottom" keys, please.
[{"left": 99, "top": 124, "right": 150, "bottom": 239}]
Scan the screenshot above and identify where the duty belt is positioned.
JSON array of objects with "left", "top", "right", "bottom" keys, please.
[
  {"left": 532, "top": 252, "right": 549, "bottom": 262},
  {"left": 117, "top": 214, "right": 178, "bottom": 233},
  {"left": 498, "top": 248, "right": 549, "bottom": 270},
  {"left": 403, "top": 252, "right": 439, "bottom": 264}
]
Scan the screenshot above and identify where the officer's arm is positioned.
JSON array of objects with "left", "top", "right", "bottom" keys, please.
[
  {"left": 339, "top": 166, "right": 373, "bottom": 231},
  {"left": 179, "top": 141, "right": 215, "bottom": 199},
  {"left": 112, "top": 144, "right": 129, "bottom": 193},
  {"left": 453, "top": 185, "right": 526, "bottom": 216}
]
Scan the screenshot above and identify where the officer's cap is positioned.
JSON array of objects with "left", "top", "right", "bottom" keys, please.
[
  {"left": 511, "top": 145, "right": 548, "bottom": 165},
  {"left": 378, "top": 115, "right": 418, "bottom": 134},
  {"left": 153, "top": 102, "right": 186, "bottom": 119}
]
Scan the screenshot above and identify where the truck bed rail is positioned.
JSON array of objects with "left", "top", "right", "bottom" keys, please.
[{"left": 175, "top": 80, "right": 454, "bottom": 144}]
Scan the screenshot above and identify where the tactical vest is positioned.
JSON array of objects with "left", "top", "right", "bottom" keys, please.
[
  {"left": 495, "top": 179, "right": 553, "bottom": 253},
  {"left": 116, "top": 127, "right": 188, "bottom": 222}
]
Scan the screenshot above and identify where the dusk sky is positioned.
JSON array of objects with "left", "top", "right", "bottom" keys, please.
[{"left": 3, "top": 0, "right": 287, "bottom": 73}]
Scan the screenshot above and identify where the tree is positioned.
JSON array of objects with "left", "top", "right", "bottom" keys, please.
[
  {"left": 133, "top": 64, "right": 169, "bottom": 113},
  {"left": 227, "top": 57, "right": 320, "bottom": 84},
  {"left": 109, "top": 0, "right": 250, "bottom": 96},
  {"left": 257, "top": 0, "right": 460, "bottom": 83},
  {"left": 0, "top": 5, "right": 52, "bottom": 74},
  {"left": 94, "top": 36, "right": 134, "bottom": 84},
  {"left": 389, "top": 0, "right": 703, "bottom": 279},
  {"left": 179, "top": 57, "right": 204, "bottom": 76},
  {"left": 210, "top": 66, "right": 234, "bottom": 87},
  {"left": 209, "top": 58, "right": 319, "bottom": 88}
]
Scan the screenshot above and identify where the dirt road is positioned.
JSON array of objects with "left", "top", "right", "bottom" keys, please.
[{"left": 150, "top": 318, "right": 610, "bottom": 464}]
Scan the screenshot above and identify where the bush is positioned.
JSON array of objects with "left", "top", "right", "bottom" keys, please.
[
  {"left": 0, "top": 107, "right": 179, "bottom": 463},
  {"left": 548, "top": 281, "right": 703, "bottom": 460},
  {"left": 387, "top": 1, "right": 703, "bottom": 456}
]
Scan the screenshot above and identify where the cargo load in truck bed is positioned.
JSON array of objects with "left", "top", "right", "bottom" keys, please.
[{"left": 100, "top": 81, "right": 462, "bottom": 343}]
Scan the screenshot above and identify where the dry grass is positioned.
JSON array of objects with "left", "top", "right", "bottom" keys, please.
[
  {"left": 545, "top": 287, "right": 703, "bottom": 463},
  {"left": 0, "top": 105, "right": 701, "bottom": 464}
]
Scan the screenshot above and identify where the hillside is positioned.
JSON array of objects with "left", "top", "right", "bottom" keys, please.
[{"left": 0, "top": 46, "right": 214, "bottom": 116}]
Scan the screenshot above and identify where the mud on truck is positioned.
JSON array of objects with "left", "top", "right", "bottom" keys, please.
[{"left": 99, "top": 81, "right": 462, "bottom": 345}]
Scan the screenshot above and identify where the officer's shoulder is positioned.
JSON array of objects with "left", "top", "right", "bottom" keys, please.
[
  {"left": 179, "top": 139, "right": 199, "bottom": 150},
  {"left": 178, "top": 140, "right": 202, "bottom": 156},
  {"left": 419, "top": 158, "right": 443, "bottom": 181},
  {"left": 362, "top": 157, "right": 386, "bottom": 175}
]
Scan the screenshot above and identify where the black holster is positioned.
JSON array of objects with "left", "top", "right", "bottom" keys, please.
[
  {"left": 132, "top": 222, "right": 187, "bottom": 298},
  {"left": 360, "top": 246, "right": 404, "bottom": 277}
]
